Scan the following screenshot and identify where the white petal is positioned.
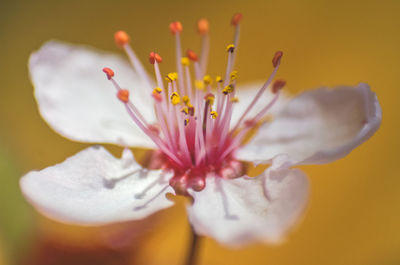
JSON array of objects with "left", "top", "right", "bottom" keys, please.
[
  {"left": 186, "top": 167, "right": 309, "bottom": 247},
  {"left": 29, "top": 41, "right": 156, "bottom": 148},
  {"left": 237, "top": 83, "right": 381, "bottom": 165},
  {"left": 230, "top": 82, "right": 289, "bottom": 126},
  {"left": 20, "top": 146, "right": 174, "bottom": 225}
]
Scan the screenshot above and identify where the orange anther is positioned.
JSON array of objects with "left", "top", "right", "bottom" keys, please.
[
  {"left": 152, "top": 91, "right": 163, "bottom": 102},
  {"left": 197, "top": 18, "right": 209, "bottom": 35},
  {"left": 231, "top": 13, "right": 243, "bottom": 26},
  {"left": 169, "top": 21, "right": 183, "bottom": 35},
  {"left": 149, "top": 52, "right": 163, "bottom": 64},
  {"left": 186, "top": 49, "right": 198, "bottom": 61},
  {"left": 272, "top": 79, "right": 286, "bottom": 94},
  {"left": 117, "top": 89, "right": 130, "bottom": 103},
  {"left": 114, "top": 31, "right": 130, "bottom": 47},
  {"left": 102, "top": 67, "right": 114, "bottom": 80},
  {"left": 272, "top": 51, "right": 283, "bottom": 68}
]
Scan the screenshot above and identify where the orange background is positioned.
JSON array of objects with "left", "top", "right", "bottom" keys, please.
[{"left": 0, "top": 0, "right": 399, "bottom": 264}]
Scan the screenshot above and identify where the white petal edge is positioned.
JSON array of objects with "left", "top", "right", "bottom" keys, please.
[
  {"left": 237, "top": 83, "right": 381, "bottom": 165},
  {"left": 30, "top": 40, "right": 156, "bottom": 148},
  {"left": 230, "top": 82, "right": 289, "bottom": 127},
  {"left": 20, "top": 146, "right": 174, "bottom": 225},
  {"left": 186, "top": 166, "right": 309, "bottom": 247}
]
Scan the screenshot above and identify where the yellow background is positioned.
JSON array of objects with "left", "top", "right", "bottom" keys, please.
[{"left": 0, "top": 0, "right": 399, "bottom": 264}]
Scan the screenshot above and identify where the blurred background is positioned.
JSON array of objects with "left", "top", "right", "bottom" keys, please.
[{"left": 0, "top": 0, "right": 399, "bottom": 264}]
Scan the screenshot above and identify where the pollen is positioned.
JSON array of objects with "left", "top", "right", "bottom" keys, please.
[
  {"left": 203, "top": 75, "right": 212, "bottom": 85},
  {"left": 226, "top": 44, "right": 235, "bottom": 53},
  {"left": 210, "top": 111, "right": 218, "bottom": 119},
  {"left": 114, "top": 31, "right": 130, "bottom": 47},
  {"left": 230, "top": 70, "right": 238, "bottom": 81},
  {"left": 216, "top": 76, "right": 223, "bottom": 83},
  {"left": 197, "top": 18, "right": 209, "bottom": 35},
  {"left": 181, "top": 57, "right": 190, "bottom": 66},
  {"left": 222, "top": 84, "right": 234, "bottom": 94},
  {"left": 170, "top": 21, "right": 183, "bottom": 35},
  {"left": 195, "top": 80, "right": 205, "bottom": 90},
  {"left": 153, "top": 87, "right": 162, "bottom": 94},
  {"left": 166, "top": 72, "right": 178, "bottom": 82},
  {"left": 102, "top": 67, "right": 114, "bottom": 80},
  {"left": 181, "top": 107, "right": 189, "bottom": 115},
  {"left": 170, "top": 92, "right": 181, "bottom": 105},
  {"left": 117, "top": 89, "right": 130, "bottom": 103},
  {"left": 149, "top": 52, "right": 163, "bottom": 64},
  {"left": 272, "top": 51, "right": 283, "bottom": 68},
  {"left": 182, "top": 95, "right": 190, "bottom": 105}
]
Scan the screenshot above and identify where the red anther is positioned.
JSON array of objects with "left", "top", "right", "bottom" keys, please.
[
  {"left": 272, "top": 79, "right": 286, "bottom": 93},
  {"left": 102, "top": 67, "right": 114, "bottom": 80},
  {"left": 272, "top": 51, "right": 283, "bottom": 68},
  {"left": 117, "top": 89, "right": 130, "bottom": 103},
  {"left": 114, "top": 31, "right": 130, "bottom": 47},
  {"left": 231, "top": 13, "right": 243, "bottom": 26},
  {"left": 152, "top": 91, "right": 163, "bottom": 102},
  {"left": 169, "top": 21, "right": 183, "bottom": 35},
  {"left": 186, "top": 49, "right": 198, "bottom": 61},
  {"left": 197, "top": 18, "right": 209, "bottom": 35},
  {"left": 149, "top": 52, "right": 163, "bottom": 64}
]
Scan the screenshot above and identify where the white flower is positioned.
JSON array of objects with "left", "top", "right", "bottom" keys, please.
[{"left": 20, "top": 15, "right": 381, "bottom": 247}]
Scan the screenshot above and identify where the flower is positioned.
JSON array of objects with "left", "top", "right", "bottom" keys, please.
[{"left": 20, "top": 14, "right": 381, "bottom": 247}]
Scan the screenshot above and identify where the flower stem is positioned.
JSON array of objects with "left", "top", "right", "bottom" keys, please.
[{"left": 184, "top": 225, "right": 202, "bottom": 265}]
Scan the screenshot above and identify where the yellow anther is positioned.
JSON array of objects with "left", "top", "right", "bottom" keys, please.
[
  {"left": 184, "top": 118, "right": 190, "bottom": 126},
  {"left": 210, "top": 111, "right": 218, "bottom": 119},
  {"left": 170, "top": 92, "right": 181, "bottom": 105},
  {"left": 230, "top": 70, "right": 238, "bottom": 81},
  {"left": 166, "top": 72, "right": 178, "bottom": 82},
  {"left": 203, "top": 75, "right": 212, "bottom": 85},
  {"left": 181, "top": 57, "right": 190, "bottom": 66},
  {"left": 222, "top": 84, "right": 234, "bottom": 95},
  {"left": 216, "top": 76, "right": 223, "bottom": 83},
  {"left": 153, "top": 87, "right": 162, "bottom": 94},
  {"left": 195, "top": 80, "right": 205, "bottom": 90},
  {"left": 181, "top": 107, "right": 189, "bottom": 115},
  {"left": 182, "top": 95, "right": 190, "bottom": 105},
  {"left": 226, "top": 44, "right": 235, "bottom": 53},
  {"left": 230, "top": 97, "right": 239, "bottom": 103}
]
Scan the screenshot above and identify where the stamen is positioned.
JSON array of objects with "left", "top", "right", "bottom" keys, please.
[
  {"left": 226, "top": 44, "right": 235, "bottom": 53},
  {"left": 114, "top": 31, "right": 130, "bottom": 47},
  {"left": 231, "top": 13, "right": 243, "bottom": 26},
  {"left": 272, "top": 79, "right": 286, "bottom": 94},
  {"left": 169, "top": 21, "right": 183, "bottom": 35},
  {"left": 210, "top": 111, "right": 218, "bottom": 119},
  {"left": 222, "top": 84, "right": 234, "bottom": 95},
  {"left": 197, "top": 18, "right": 209, "bottom": 35},
  {"left": 117, "top": 89, "right": 130, "bottom": 103},
  {"left": 186, "top": 49, "right": 199, "bottom": 62},
  {"left": 102, "top": 67, "right": 114, "bottom": 80},
  {"left": 170, "top": 92, "right": 181, "bottom": 105},
  {"left": 149, "top": 52, "right": 163, "bottom": 64},
  {"left": 272, "top": 51, "right": 283, "bottom": 68},
  {"left": 197, "top": 18, "right": 210, "bottom": 76}
]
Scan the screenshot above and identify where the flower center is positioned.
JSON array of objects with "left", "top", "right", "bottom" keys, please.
[{"left": 102, "top": 14, "right": 285, "bottom": 195}]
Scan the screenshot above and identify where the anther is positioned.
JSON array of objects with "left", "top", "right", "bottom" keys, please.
[
  {"left": 166, "top": 72, "right": 178, "bottom": 82},
  {"left": 195, "top": 80, "right": 205, "bottom": 90},
  {"left": 181, "top": 57, "right": 190, "bottom": 66},
  {"left": 102, "top": 67, "right": 114, "bottom": 80},
  {"left": 181, "top": 107, "right": 189, "bottom": 115},
  {"left": 272, "top": 51, "right": 283, "bottom": 68},
  {"left": 203, "top": 75, "right": 212, "bottom": 85},
  {"left": 197, "top": 18, "right": 209, "bottom": 35},
  {"left": 170, "top": 92, "right": 181, "bottom": 105},
  {"left": 153, "top": 87, "right": 162, "bottom": 94},
  {"left": 186, "top": 49, "right": 199, "bottom": 61},
  {"left": 117, "top": 89, "right": 130, "bottom": 103},
  {"left": 182, "top": 96, "right": 190, "bottom": 105},
  {"left": 114, "top": 31, "right": 130, "bottom": 47},
  {"left": 169, "top": 21, "right": 183, "bottom": 35},
  {"left": 204, "top": 93, "right": 215, "bottom": 105},
  {"left": 210, "top": 111, "right": 218, "bottom": 119},
  {"left": 226, "top": 44, "right": 235, "bottom": 53},
  {"left": 272, "top": 79, "right": 286, "bottom": 94},
  {"left": 222, "top": 84, "right": 235, "bottom": 94},
  {"left": 230, "top": 70, "right": 238, "bottom": 81},
  {"left": 231, "top": 13, "right": 243, "bottom": 26},
  {"left": 216, "top": 76, "right": 223, "bottom": 83},
  {"left": 184, "top": 118, "right": 190, "bottom": 126},
  {"left": 149, "top": 52, "right": 163, "bottom": 64}
]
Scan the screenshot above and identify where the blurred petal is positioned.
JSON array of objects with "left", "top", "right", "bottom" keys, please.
[
  {"left": 186, "top": 166, "right": 309, "bottom": 247},
  {"left": 29, "top": 41, "right": 156, "bottom": 148},
  {"left": 20, "top": 146, "right": 174, "bottom": 225},
  {"left": 237, "top": 83, "right": 381, "bottom": 165},
  {"left": 230, "top": 82, "right": 288, "bottom": 126}
]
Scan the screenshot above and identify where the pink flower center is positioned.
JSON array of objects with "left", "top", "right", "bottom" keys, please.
[{"left": 103, "top": 14, "right": 285, "bottom": 195}]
